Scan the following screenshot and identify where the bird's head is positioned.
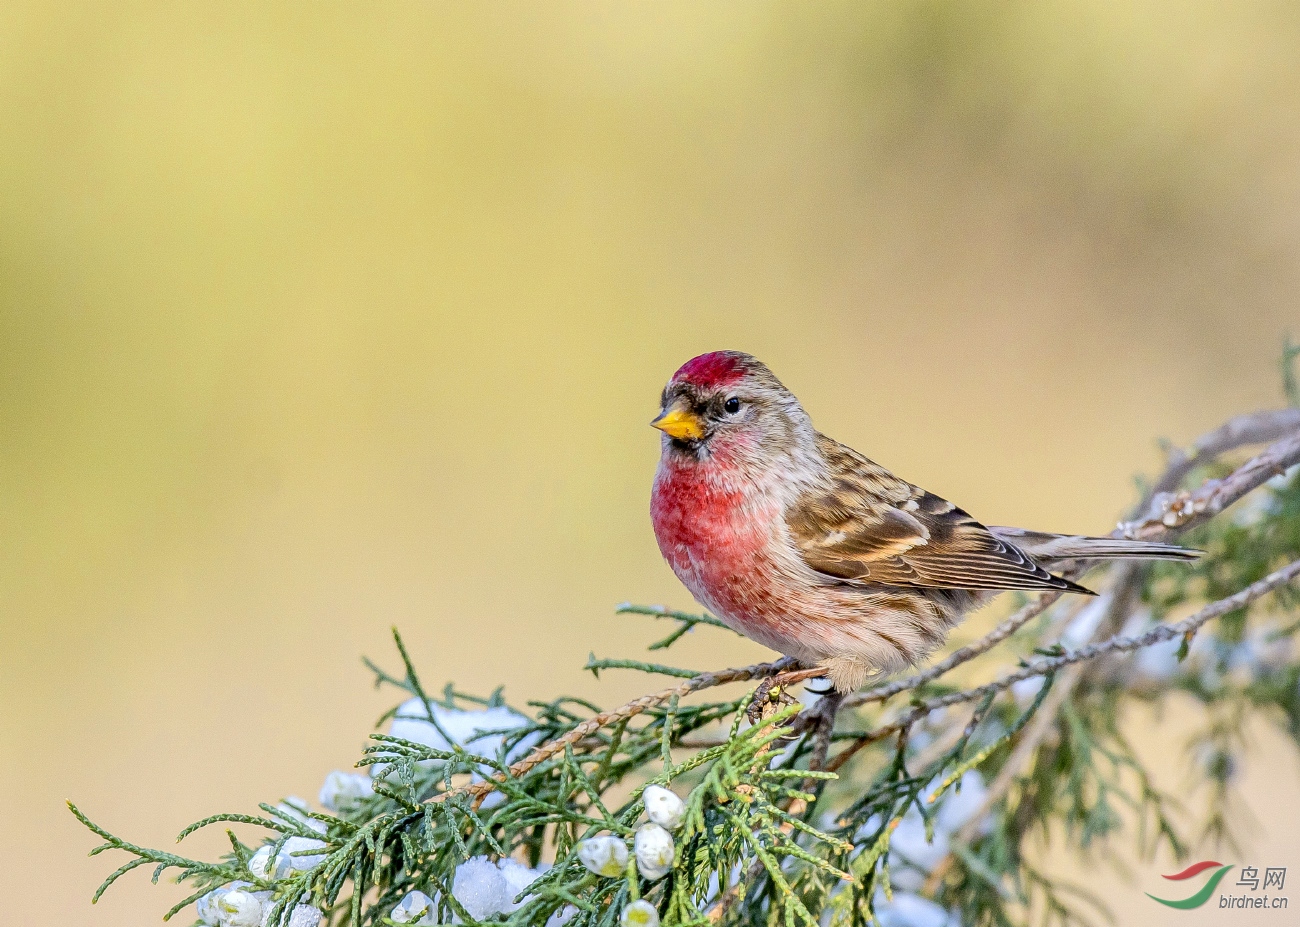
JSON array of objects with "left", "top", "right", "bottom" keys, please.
[{"left": 652, "top": 351, "right": 812, "bottom": 464}]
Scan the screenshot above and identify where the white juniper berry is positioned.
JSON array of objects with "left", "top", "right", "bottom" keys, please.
[
  {"left": 633, "top": 824, "right": 674, "bottom": 881},
  {"left": 641, "top": 785, "right": 685, "bottom": 831},
  {"left": 247, "top": 845, "right": 293, "bottom": 882},
  {"left": 270, "top": 903, "right": 324, "bottom": 927},
  {"left": 280, "top": 836, "right": 327, "bottom": 870},
  {"left": 216, "top": 888, "right": 268, "bottom": 927},
  {"left": 390, "top": 890, "right": 437, "bottom": 925},
  {"left": 620, "top": 899, "right": 660, "bottom": 927},
  {"left": 389, "top": 699, "right": 538, "bottom": 764},
  {"left": 577, "top": 835, "right": 628, "bottom": 877},
  {"left": 196, "top": 882, "right": 250, "bottom": 926}
]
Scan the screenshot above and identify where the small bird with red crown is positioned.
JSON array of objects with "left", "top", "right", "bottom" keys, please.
[{"left": 649, "top": 351, "right": 1198, "bottom": 693}]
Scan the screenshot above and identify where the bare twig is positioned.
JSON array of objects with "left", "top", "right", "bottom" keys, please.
[
  {"left": 1146, "top": 409, "right": 1300, "bottom": 502},
  {"left": 806, "top": 692, "right": 843, "bottom": 775},
  {"left": 1122, "top": 431, "right": 1300, "bottom": 539},
  {"left": 941, "top": 595, "right": 1122, "bottom": 844},
  {"left": 833, "top": 557, "right": 1300, "bottom": 759},
  {"left": 927, "top": 541, "right": 1297, "bottom": 876},
  {"left": 823, "top": 722, "right": 904, "bottom": 774},
  {"left": 934, "top": 588, "right": 1132, "bottom": 858},
  {"left": 845, "top": 431, "right": 1297, "bottom": 712}
]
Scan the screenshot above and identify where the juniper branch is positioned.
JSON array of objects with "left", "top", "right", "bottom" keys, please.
[
  {"left": 846, "top": 425, "right": 1298, "bottom": 711},
  {"left": 1145, "top": 408, "right": 1300, "bottom": 503},
  {"left": 68, "top": 378, "right": 1300, "bottom": 927},
  {"left": 1122, "top": 430, "right": 1300, "bottom": 539},
  {"left": 426, "top": 657, "right": 800, "bottom": 807},
  {"left": 839, "top": 556, "right": 1300, "bottom": 753}
]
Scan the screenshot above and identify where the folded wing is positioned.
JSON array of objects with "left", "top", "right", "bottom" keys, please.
[{"left": 787, "top": 435, "right": 1093, "bottom": 594}]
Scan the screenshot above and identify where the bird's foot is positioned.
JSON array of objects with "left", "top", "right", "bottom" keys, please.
[
  {"left": 746, "top": 676, "right": 789, "bottom": 724},
  {"left": 746, "top": 666, "right": 827, "bottom": 724}
]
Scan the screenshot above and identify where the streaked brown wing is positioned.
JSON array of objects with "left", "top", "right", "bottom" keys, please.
[{"left": 787, "top": 435, "right": 1091, "bottom": 594}]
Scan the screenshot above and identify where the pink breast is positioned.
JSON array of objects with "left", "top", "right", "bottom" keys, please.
[{"left": 650, "top": 459, "right": 783, "bottom": 626}]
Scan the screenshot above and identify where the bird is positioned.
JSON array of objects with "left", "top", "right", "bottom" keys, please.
[{"left": 648, "top": 351, "right": 1199, "bottom": 694}]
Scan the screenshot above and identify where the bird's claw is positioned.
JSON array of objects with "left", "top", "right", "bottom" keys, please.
[
  {"left": 746, "top": 674, "right": 798, "bottom": 724},
  {"left": 803, "top": 676, "right": 835, "bottom": 696}
]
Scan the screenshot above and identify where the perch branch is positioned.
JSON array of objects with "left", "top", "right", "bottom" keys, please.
[
  {"left": 430, "top": 419, "right": 1299, "bottom": 809},
  {"left": 1121, "top": 431, "right": 1300, "bottom": 539},
  {"left": 1145, "top": 409, "right": 1300, "bottom": 502},
  {"left": 426, "top": 657, "right": 799, "bottom": 806},
  {"left": 846, "top": 428, "right": 1298, "bottom": 711},
  {"left": 833, "top": 556, "right": 1300, "bottom": 761}
]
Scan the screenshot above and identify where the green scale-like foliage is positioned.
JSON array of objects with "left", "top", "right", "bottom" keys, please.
[{"left": 71, "top": 353, "right": 1300, "bottom": 927}]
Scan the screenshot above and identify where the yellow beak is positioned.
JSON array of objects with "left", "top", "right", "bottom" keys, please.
[{"left": 651, "top": 406, "right": 705, "bottom": 441}]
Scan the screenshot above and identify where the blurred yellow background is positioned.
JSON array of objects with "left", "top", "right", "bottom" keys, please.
[{"left": 2, "top": 3, "right": 1298, "bottom": 925}]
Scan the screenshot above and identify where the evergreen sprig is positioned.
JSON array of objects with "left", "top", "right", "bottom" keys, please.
[{"left": 71, "top": 350, "right": 1300, "bottom": 927}]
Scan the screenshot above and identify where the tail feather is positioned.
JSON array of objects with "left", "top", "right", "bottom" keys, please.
[{"left": 989, "top": 527, "right": 1203, "bottom": 564}]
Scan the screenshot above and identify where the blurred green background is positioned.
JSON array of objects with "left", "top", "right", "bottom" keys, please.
[{"left": 2, "top": 3, "right": 1298, "bottom": 925}]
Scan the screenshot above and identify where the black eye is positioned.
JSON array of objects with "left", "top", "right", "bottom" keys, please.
[{"left": 723, "top": 397, "right": 741, "bottom": 415}]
